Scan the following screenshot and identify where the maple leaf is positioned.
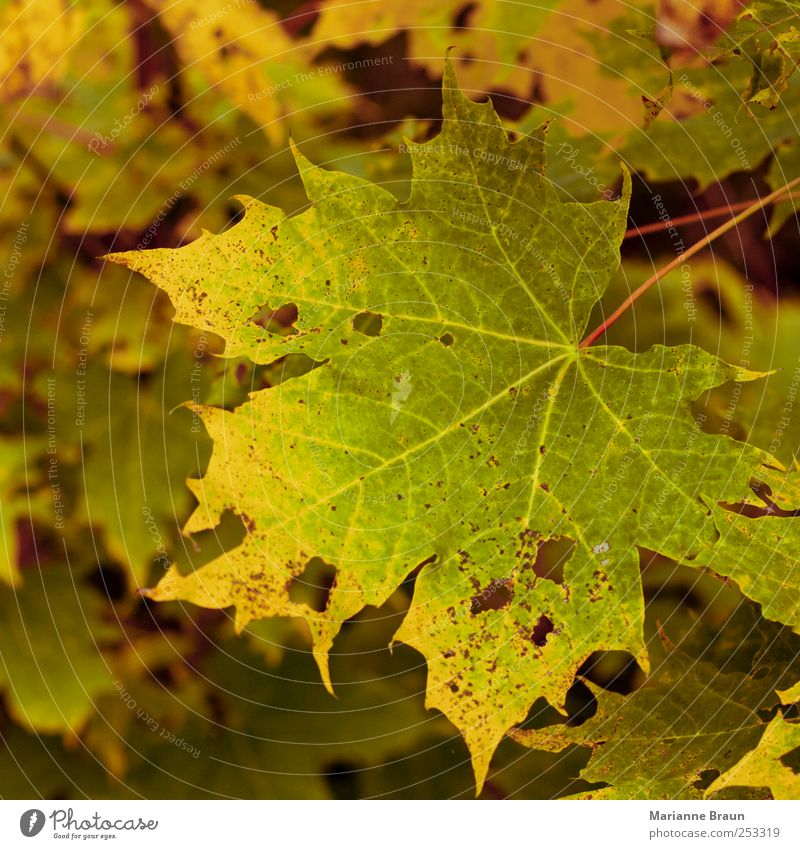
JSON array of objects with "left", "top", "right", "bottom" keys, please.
[
  {"left": 311, "top": 0, "right": 670, "bottom": 133},
  {"left": 312, "top": 0, "right": 558, "bottom": 97},
  {"left": 706, "top": 714, "right": 800, "bottom": 799},
  {"left": 511, "top": 650, "right": 787, "bottom": 799},
  {"left": 107, "top": 62, "right": 798, "bottom": 790},
  {"left": 145, "top": 0, "right": 348, "bottom": 145},
  {"left": 723, "top": 0, "right": 800, "bottom": 109},
  {"left": 537, "top": 2, "right": 799, "bottom": 194}
]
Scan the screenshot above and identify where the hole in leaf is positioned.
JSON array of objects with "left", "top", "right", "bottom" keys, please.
[
  {"left": 248, "top": 301, "right": 298, "bottom": 335},
  {"left": 395, "top": 554, "right": 436, "bottom": 604},
  {"left": 352, "top": 311, "right": 383, "bottom": 336},
  {"left": 757, "top": 706, "right": 778, "bottom": 722},
  {"left": 264, "top": 354, "right": 323, "bottom": 388},
  {"left": 785, "top": 702, "right": 800, "bottom": 720},
  {"left": 693, "top": 769, "right": 720, "bottom": 790},
  {"left": 470, "top": 579, "right": 513, "bottom": 614},
  {"left": 439, "top": 332, "right": 455, "bottom": 346},
  {"left": 170, "top": 510, "right": 248, "bottom": 575},
  {"left": 516, "top": 680, "right": 597, "bottom": 734},
  {"left": 579, "top": 651, "right": 645, "bottom": 694},
  {"left": 224, "top": 203, "right": 245, "bottom": 228},
  {"left": 516, "top": 697, "right": 562, "bottom": 729},
  {"left": 289, "top": 557, "right": 337, "bottom": 612},
  {"left": 531, "top": 614, "right": 555, "bottom": 647},
  {"left": 532, "top": 537, "right": 575, "bottom": 585},
  {"left": 719, "top": 478, "right": 800, "bottom": 518}
]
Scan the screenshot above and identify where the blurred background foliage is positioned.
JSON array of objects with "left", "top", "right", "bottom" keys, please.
[{"left": 0, "top": 0, "right": 799, "bottom": 798}]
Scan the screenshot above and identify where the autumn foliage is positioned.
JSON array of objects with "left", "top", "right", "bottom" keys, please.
[{"left": 1, "top": 0, "right": 800, "bottom": 799}]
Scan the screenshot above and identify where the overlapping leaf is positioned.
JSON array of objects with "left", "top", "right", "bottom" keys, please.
[
  {"left": 313, "top": 0, "right": 559, "bottom": 98},
  {"left": 707, "top": 714, "right": 800, "bottom": 799},
  {"left": 145, "top": 0, "right": 348, "bottom": 145},
  {"left": 0, "top": 0, "right": 82, "bottom": 101},
  {"left": 511, "top": 650, "right": 789, "bottom": 799},
  {"left": 622, "top": 3, "right": 800, "bottom": 188}
]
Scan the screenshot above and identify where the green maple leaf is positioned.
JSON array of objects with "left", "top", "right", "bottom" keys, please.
[
  {"left": 511, "top": 651, "right": 786, "bottom": 799},
  {"left": 108, "top": 63, "right": 798, "bottom": 790},
  {"left": 707, "top": 714, "right": 800, "bottom": 800}
]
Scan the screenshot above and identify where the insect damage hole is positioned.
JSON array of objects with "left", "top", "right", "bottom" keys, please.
[
  {"left": 531, "top": 615, "right": 555, "bottom": 647},
  {"left": 289, "top": 557, "right": 337, "bottom": 612},
  {"left": 470, "top": 578, "right": 513, "bottom": 614},
  {"left": 692, "top": 769, "right": 721, "bottom": 791},
  {"left": 352, "top": 311, "right": 383, "bottom": 336},
  {"left": 579, "top": 651, "right": 646, "bottom": 694},
  {"left": 249, "top": 301, "right": 298, "bottom": 335},
  {"left": 719, "top": 478, "right": 800, "bottom": 518},
  {"left": 532, "top": 537, "right": 575, "bottom": 585}
]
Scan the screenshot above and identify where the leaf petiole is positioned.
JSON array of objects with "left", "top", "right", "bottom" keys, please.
[{"left": 579, "top": 175, "right": 800, "bottom": 348}]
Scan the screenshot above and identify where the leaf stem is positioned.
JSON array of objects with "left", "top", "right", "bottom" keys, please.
[
  {"left": 579, "top": 176, "right": 800, "bottom": 349},
  {"left": 624, "top": 194, "right": 800, "bottom": 239}
]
